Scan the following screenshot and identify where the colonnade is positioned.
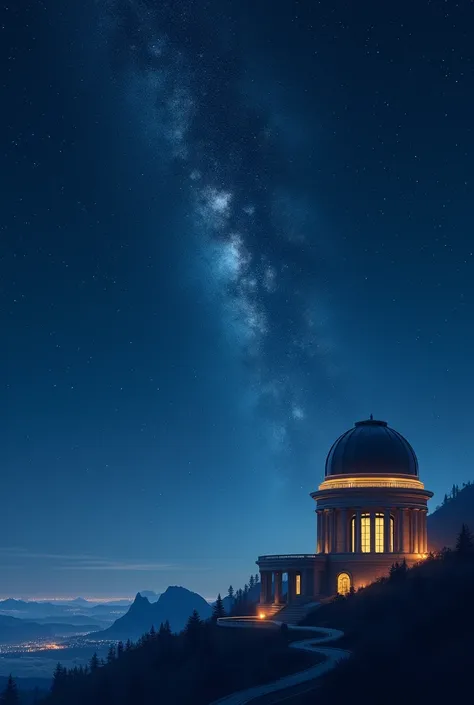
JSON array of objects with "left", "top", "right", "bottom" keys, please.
[
  {"left": 316, "top": 507, "right": 428, "bottom": 554},
  {"left": 260, "top": 568, "right": 313, "bottom": 605}
]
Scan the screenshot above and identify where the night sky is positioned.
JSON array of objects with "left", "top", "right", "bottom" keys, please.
[{"left": 2, "top": 0, "right": 474, "bottom": 599}]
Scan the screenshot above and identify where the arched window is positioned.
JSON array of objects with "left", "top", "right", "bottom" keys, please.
[
  {"left": 352, "top": 513, "right": 396, "bottom": 553},
  {"left": 351, "top": 514, "right": 371, "bottom": 552},
  {"left": 361, "top": 514, "right": 370, "bottom": 552},
  {"left": 375, "top": 513, "right": 384, "bottom": 552},
  {"left": 375, "top": 513, "right": 395, "bottom": 552},
  {"left": 337, "top": 572, "right": 351, "bottom": 596}
]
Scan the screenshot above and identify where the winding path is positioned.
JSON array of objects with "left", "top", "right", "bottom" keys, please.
[{"left": 210, "top": 619, "right": 350, "bottom": 705}]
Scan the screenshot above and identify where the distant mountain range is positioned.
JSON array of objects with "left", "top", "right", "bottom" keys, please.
[
  {"left": 0, "top": 597, "right": 130, "bottom": 623},
  {"left": 0, "top": 599, "right": 68, "bottom": 618},
  {"left": 93, "top": 587, "right": 212, "bottom": 639},
  {"left": 428, "top": 482, "right": 474, "bottom": 551},
  {"left": 0, "top": 614, "right": 100, "bottom": 643}
]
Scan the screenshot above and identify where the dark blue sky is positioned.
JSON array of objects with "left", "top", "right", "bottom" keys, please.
[{"left": 2, "top": 0, "right": 473, "bottom": 598}]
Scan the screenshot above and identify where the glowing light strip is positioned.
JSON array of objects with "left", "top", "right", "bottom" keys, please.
[{"left": 318, "top": 476, "right": 425, "bottom": 491}]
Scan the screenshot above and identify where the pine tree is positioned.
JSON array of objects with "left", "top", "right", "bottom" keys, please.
[
  {"left": 149, "top": 624, "right": 156, "bottom": 639},
  {"left": 158, "top": 620, "right": 173, "bottom": 657},
  {"left": 89, "top": 652, "right": 100, "bottom": 672},
  {"left": 125, "top": 638, "right": 132, "bottom": 651},
  {"left": 443, "top": 493, "right": 449, "bottom": 505},
  {"left": 159, "top": 620, "right": 172, "bottom": 638},
  {"left": 106, "top": 644, "right": 116, "bottom": 664},
  {"left": 184, "top": 610, "right": 203, "bottom": 649},
  {"left": 117, "top": 641, "right": 124, "bottom": 658},
  {"left": 456, "top": 524, "right": 474, "bottom": 556},
  {"left": 227, "top": 585, "right": 234, "bottom": 600},
  {"left": 51, "top": 663, "right": 67, "bottom": 694},
  {"left": 212, "top": 593, "right": 226, "bottom": 621},
  {"left": 255, "top": 573, "right": 259, "bottom": 584},
  {"left": 249, "top": 575, "right": 255, "bottom": 589},
  {"left": 389, "top": 559, "right": 408, "bottom": 582},
  {"left": 0, "top": 675, "right": 19, "bottom": 705}
]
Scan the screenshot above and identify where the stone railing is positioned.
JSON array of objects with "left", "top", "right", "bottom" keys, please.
[
  {"left": 258, "top": 554, "right": 317, "bottom": 561},
  {"left": 318, "top": 478, "right": 425, "bottom": 490}
]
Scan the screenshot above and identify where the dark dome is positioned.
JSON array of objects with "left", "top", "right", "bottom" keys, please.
[{"left": 325, "top": 418, "right": 418, "bottom": 477}]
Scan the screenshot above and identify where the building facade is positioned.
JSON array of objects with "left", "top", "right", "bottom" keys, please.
[{"left": 257, "top": 418, "right": 433, "bottom": 612}]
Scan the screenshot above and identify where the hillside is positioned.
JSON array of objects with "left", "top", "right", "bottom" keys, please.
[
  {"left": 38, "top": 618, "right": 316, "bottom": 705},
  {"left": 93, "top": 586, "right": 212, "bottom": 639},
  {"left": 428, "top": 482, "right": 474, "bottom": 550},
  {"left": 301, "top": 536, "right": 474, "bottom": 705}
]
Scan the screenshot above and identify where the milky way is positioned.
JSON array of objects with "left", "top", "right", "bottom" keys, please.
[{"left": 100, "top": 0, "right": 344, "bottom": 473}]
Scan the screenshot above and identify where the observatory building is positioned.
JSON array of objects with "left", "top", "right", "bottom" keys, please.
[{"left": 257, "top": 417, "right": 433, "bottom": 612}]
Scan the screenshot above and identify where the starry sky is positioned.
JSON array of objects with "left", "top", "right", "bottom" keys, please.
[{"left": 2, "top": 0, "right": 474, "bottom": 599}]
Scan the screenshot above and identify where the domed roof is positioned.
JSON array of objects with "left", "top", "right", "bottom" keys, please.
[{"left": 325, "top": 418, "right": 418, "bottom": 477}]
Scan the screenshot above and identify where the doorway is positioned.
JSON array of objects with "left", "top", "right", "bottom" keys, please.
[{"left": 337, "top": 572, "right": 351, "bottom": 595}]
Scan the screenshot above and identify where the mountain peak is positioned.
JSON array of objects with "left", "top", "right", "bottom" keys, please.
[
  {"left": 128, "top": 593, "right": 151, "bottom": 615},
  {"left": 94, "top": 584, "right": 212, "bottom": 639},
  {"left": 162, "top": 586, "right": 188, "bottom": 595}
]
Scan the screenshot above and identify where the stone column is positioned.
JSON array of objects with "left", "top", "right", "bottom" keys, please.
[
  {"left": 260, "top": 572, "right": 267, "bottom": 604},
  {"left": 420, "top": 510, "right": 426, "bottom": 554},
  {"left": 413, "top": 510, "right": 420, "bottom": 553},
  {"left": 274, "top": 571, "right": 283, "bottom": 604},
  {"left": 287, "top": 571, "right": 296, "bottom": 604},
  {"left": 355, "top": 509, "right": 361, "bottom": 552},
  {"left": 370, "top": 512, "right": 376, "bottom": 553},
  {"left": 331, "top": 510, "right": 337, "bottom": 553},
  {"left": 398, "top": 508, "right": 405, "bottom": 552},
  {"left": 316, "top": 511, "right": 322, "bottom": 553},
  {"left": 326, "top": 511, "right": 331, "bottom": 554},
  {"left": 409, "top": 510, "right": 415, "bottom": 553},
  {"left": 422, "top": 510, "right": 428, "bottom": 553},
  {"left": 325, "top": 511, "right": 330, "bottom": 553},
  {"left": 419, "top": 512, "right": 424, "bottom": 554},
  {"left": 392, "top": 509, "right": 398, "bottom": 552},
  {"left": 340, "top": 509, "right": 348, "bottom": 552},
  {"left": 267, "top": 572, "right": 273, "bottom": 603},
  {"left": 408, "top": 510, "right": 413, "bottom": 553},
  {"left": 384, "top": 509, "right": 392, "bottom": 553},
  {"left": 321, "top": 513, "right": 326, "bottom": 553}
]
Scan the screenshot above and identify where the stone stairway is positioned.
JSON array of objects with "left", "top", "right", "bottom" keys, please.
[
  {"left": 257, "top": 604, "right": 282, "bottom": 618},
  {"left": 273, "top": 599, "right": 320, "bottom": 625}
]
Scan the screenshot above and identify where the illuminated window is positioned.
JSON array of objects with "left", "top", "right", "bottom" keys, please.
[
  {"left": 375, "top": 513, "right": 384, "bottom": 553},
  {"left": 372, "top": 514, "right": 395, "bottom": 552},
  {"left": 337, "top": 572, "right": 351, "bottom": 595},
  {"left": 361, "top": 513, "right": 370, "bottom": 553},
  {"left": 295, "top": 574, "right": 301, "bottom": 596},
  {"left": 351, "top": 513, "right": 371, "bottom": 552}
]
